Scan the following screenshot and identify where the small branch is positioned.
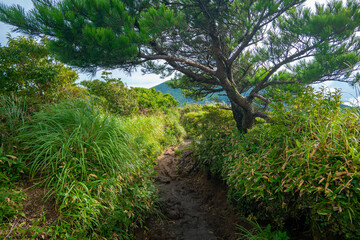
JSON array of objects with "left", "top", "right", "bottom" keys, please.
[
  {"left": 139, "top": 53, "right": 216, "bottom": 76},
  {"left": 197, "top": 87, "right": 225, "bottom": 93},
  {"left": 262, "top": 80, "right": 298, "bottom": 88},
  {"left": 166, "top": 60, "right": 220, "bottom": 85},
  {"left": 249, "top": 45, "right": 317, "bottom": 97},
  {"left": 228, "top": 10, "right": 266, "bottom": 64},
  {"left": 228, "top": 1, "right": 303, "bottom": 65},
  {"left": 253, "top": 93, "right": 271, "bottom": 104}
]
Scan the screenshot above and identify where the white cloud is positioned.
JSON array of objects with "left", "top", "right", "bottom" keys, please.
[
  {"left": 77, "top": 68, "right": 167, "bottom": 88},
  {"left": 345, "top": 96, "right": 360, "bottom": 107},
  {"left": 303, "top": 0, "right": 332, "bottom": 8},
  {"left": 312, "top": 81, "right": 333, "bottom": 90}
]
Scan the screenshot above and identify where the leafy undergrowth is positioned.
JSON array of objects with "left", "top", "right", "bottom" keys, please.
[
  {"left": 183, "top": 87, "right": 360, "bottom": 239},
  {"left": 0, "top": 98, "right": 184, "bottom": 239}
]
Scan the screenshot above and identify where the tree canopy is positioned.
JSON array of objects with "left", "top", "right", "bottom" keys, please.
[
  {"left": 0, "top": 35, "right": 78, "bottom": 103},
  {"left": 0, "top": 0, "right": 359, "bottom": 131}
]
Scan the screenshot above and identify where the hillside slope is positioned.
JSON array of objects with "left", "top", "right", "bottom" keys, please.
[{"left": 153, "top": 81, "right": 230, "bottom": 105}]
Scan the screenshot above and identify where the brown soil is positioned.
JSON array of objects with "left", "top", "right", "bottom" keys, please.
[
  {"left": 1, "top": 182, "right": 58, "bottom": 239},
  {"left": 135, "top": 140, "right": 242, "bottom": 240}
]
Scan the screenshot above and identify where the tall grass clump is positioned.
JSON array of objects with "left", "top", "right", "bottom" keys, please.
[
  {"left": 0, "top": 95, "right": 29, "bottom": 234},
  {"left": 0, "top": 94, "right": 31, "bottom": 152},
  {"left": 18, "top": 100, "right": 168, "bottom": 239}
]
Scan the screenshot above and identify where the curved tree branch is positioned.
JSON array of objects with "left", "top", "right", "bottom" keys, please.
[{"left": 139, "top": 53, "right": 216, "bottom": 76}]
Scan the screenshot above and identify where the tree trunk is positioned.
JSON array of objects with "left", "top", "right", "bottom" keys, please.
[
  {"left": 241, "top": 109, "right": 255, "bottom": 133},
  {"left": 218, "top": 73, "right": 255, "bottom": 133},
  {"left": 230, "top": 99, "right": 244, "bottom": 132},
  {"left": 230, "top": 99, "right": 254, "bottom": 133}
]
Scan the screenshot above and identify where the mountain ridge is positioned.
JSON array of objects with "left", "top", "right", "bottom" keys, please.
[{"left": 152, "top": 81, "right": 230, "bottom": 105}]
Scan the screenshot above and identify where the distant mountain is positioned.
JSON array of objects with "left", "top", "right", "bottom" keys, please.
[
  {"left": 153, "top": 81, "right": 360, "bottom": 109},
  {"left": 153, "top": 81, "right": 230, "bottom": 105}
]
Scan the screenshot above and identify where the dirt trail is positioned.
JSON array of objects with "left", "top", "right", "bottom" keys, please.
[{"left": 136, "top": 140, "right": 241, "bottom": 240}]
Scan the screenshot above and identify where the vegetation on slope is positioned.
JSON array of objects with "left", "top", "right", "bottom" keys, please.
[
  {"left": 1, "top": 97, "right": 184, "bottom": 239},
  {"left": 0, "top": 36, "right": 185, "bottom": 239},
  {"left": 183, "top": 87, "right": 360, "bottom": 239}
]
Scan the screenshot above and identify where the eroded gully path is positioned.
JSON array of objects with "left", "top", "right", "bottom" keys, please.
[{"left": 135, "top": 140, "right": 241, "bottom": 240}]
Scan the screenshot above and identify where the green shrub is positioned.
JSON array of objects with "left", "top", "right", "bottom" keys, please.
[
  {"left": 81, "top": 74, "right": 179, "bottom": 116},
  {"left": 133, "top": 87, "right": 179, "bottom": 114},
  {"left": 0, "top": 36, "right": 78, "bottom": 106},
  {"left": 184, "top": 87, "right": 360, "bottom": 239},
  {"left": 15, "top": 99, "right": 183, "bottom": 239},
  {"left": 179, "top": 103, "right": 203, "bottom": 115},
  {"left": 181, "top": 104, "right": 236, "bottom": 176},
  {"left": 81, "top": 72, "right": 139, "bottom": 116},
  {"left": 0, "top": 151, "right": 26, "bottom": 224},
  {"left": 119, "top": 111, "right": 184, "bottom": 159},
  {"left": 0, "top": 95, "right": 29, "bottom": 227},
  {"left": 225, "top": 87, "right": 360, "bottom": 239},
  {"left": 15, "top": 100, "right": 155, "bottom": 238}
]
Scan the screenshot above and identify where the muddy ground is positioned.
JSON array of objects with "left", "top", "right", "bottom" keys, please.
[{"left": 135, "top": 140, "right": 244, "bottom": 240}]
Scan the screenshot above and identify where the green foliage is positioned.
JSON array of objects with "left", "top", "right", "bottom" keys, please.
[
  {"left": 184, "top": 87, "right": 360, "bottom": 239},
  {"left": 15, "top": 99, "right": 183, "bottom": 239},
  {"left": 0, "top": 152, "right": 25, "bottom": 184},
  {"left": 238, "top": 220, "right": 289, "bottom": 240},
  {"left": 139, "top": 3, "right": 185, "bottom": 39},
  {"left": 225, "top": 87, "right": 360, "bottom": 239},
  {"left": 81, "top": 74, "right": 179, "bottom": 115},
  {"left": 133, "top": 87, "right": 179, "bottom": 113},
  {"left": 20, "top": 100, "right": 136, "bottom": 187},
  {"left": 119, "top": 110, "right": 184, "bottom": 159},
  {"left": 0, "top": 151, "right": 26, "bottom": 224},
  {"left": 6, "top": 212, "right": 54, "bottom": 239},
  {"left": 0, "top": 95, "right": 29, "bottom": 228},
  {"left": 0, "top": 94, "right": 29, "bottom": 133},
  {"left": 0, "top": 143, "right": 27, "bottom": 226},
  {"left": 181, "top": 104, "right": 236, "bottom": 176},
  {"left": 0, "top": 36, "right": 79, "bottom": 106},
  {"left": 0, "top": 186, "right": 25, "bottom": 225},
  {"left": 0, "top": 94, "right": 31, "bottom": 155},
  {"left": 163, "top": 110, "right": 185, "bottom": 146},
  {"left": 0, "top": 0, "right": 146, "bottom": 72},
  {"left": 81, "top": 72, "right": 139, "bottom": 115},
  {"left": 19, "top": 100, "right": 147, "bottom": 238},
  {"left": 1, "top": 1, "right": 359, "bottom": 131}
]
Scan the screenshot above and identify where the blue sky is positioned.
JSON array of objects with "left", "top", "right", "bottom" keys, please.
[{"left": 0, "top": 0, "right": 359, "bottom": 105}]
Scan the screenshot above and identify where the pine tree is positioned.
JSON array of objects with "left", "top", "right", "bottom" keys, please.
[{"left": 1, "top": 0, "right": 359, "bottom": 131}]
